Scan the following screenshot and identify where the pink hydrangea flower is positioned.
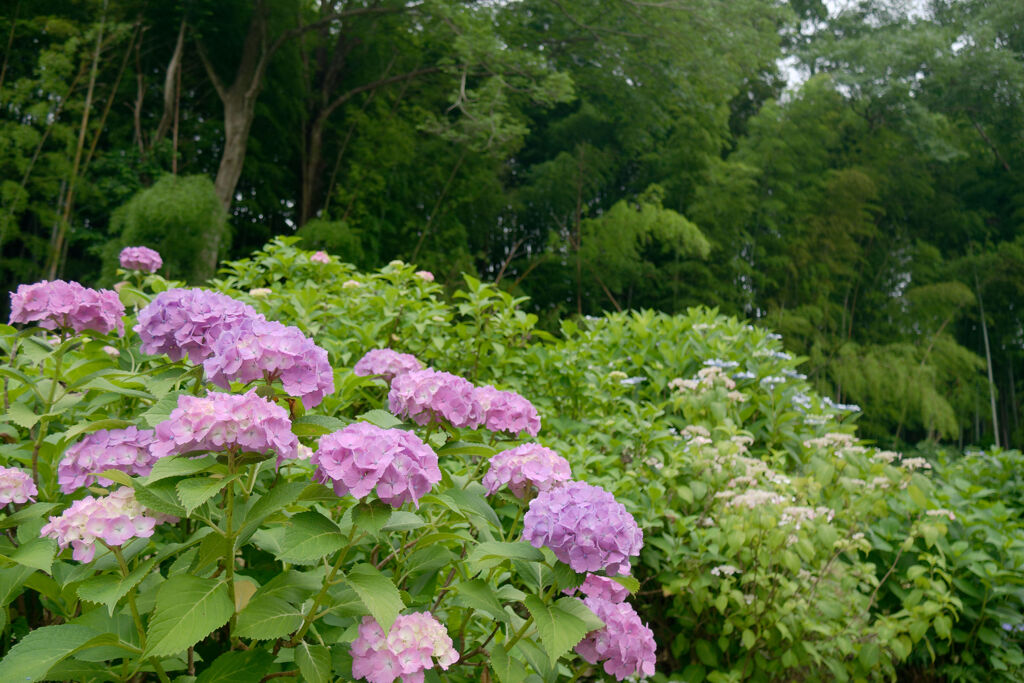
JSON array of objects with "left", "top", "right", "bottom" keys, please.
[
  {"left": 522, "top": 481, "right": 643, "bottom": 576},
  {"left": 40, "top": 487, "right": 176, "bottom": 563},
  {"left": 203, "top": 318, "right": 334, "bottom": 409},
  {"left": 575, "top": 596, "right": 657, "bottom": 680},
  {"left": 572, "top": 574, "right": 631, "bottom": 603},
  {"left": 482, "top": 444, "right": 571, "bottom": 498},
  {"left": 415, "top": 271, "right": 434, "bottom": 282},
  {"left": 351, "top": 613, "right": 459, "bottom": 683},
  {"left": 57, "top": 427, "right": 158, "bottom": 493},
  {"left": 474, "top": 386, "right": 541, "bottom": 436},
  {"left": 119, "top": 246, "right": 163, "bottom": 272},
  {"left": 310, "top": 251, "right": 330, "bottom": 264},
  {"left": 313, "top": 423, "right": 440, "bottom": 508},
  {"left": 0, "top": 467, "right": 37, "bottom": 505},
  {"left": 354, "top": 349, "right": 424, "bottom": 383},
  {"left": 151, "top": 391, "right": 298, "bottom": 464},
  {"left": 9, "top": 280, "right": 125, "bottom": 336},
  {"left": 134, "top": 289, "right": 263, "bottom": 362},
  {"left": 389, "top": 369, "right": 482, "bottom": 429}
]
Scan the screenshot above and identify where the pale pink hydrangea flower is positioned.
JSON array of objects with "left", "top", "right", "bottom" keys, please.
[
  {"left": 415, "top": 271, "right": 434, "bottom": 282},
  {"left": 576, "top": 596, "right": 657, "bottom": 680},
  {"left": 40, "top": 487, "right": 176, "bottom": 562},
  {"left": 473, "top": 385, "right": 541, "bottom": 436},
  {"left": 522, "top": 481, "right": 643, "bottom": 576},
  {"left": 9, "top": 280, "right": 125, "bottom": 336},
  {"left": 58, "top": 427, "right": 158, "bottom": 493},
  {"left": 355, "top": 349, "right": 424, "bottom": 383},
  {"left": 351, "top": 613, "right": 458, "bottom": 683},
  {"left": 134, "top": 289, "right": 263, "bottom": 362},
  {"left": 0, "top": 467, "right": 37, "bottom": 505},
  {"left": 343, "top": 280, "right": 362, "bottom": 289},
  {"left": 249, "top": 288, "right": 273, "bottom": 298},
  {"left": 102, "top": 345, "right": 120, "bottom": 357},
  {"left": 310, "top": 251, "right": 330, "bottom": 264},
  {"left": 313, "top": 423, "right": 440, "bottom": 508},
  {"left": 203, "top": 318, "right": 334, "bottom": 409},
  {"left": 151, "top": 391, "right": 298, "bottom": 464},
  {"left": 573, "top": 574, "right": 631, "bottom": 603},
  {"left": 482, "top": 444, "right": 570, "bottom": 498},
  {"left": 119, "top": 246, "right": 162, "bottom": 272},
  {"left": 389, "top": 368, "right": 482, "bottom": 429}
]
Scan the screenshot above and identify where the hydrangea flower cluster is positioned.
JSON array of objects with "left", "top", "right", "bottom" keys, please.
[
  {"left": 522, "top": 481, "right": 642, "bottom": 575},
  {"left": 9, "top": 280, "right": 125, "bottom": 336},
  {"left": 0, "top": 466, "right": 37, "bottom": 505},
  {"left": 58, "top": 427, "right": 158, "bottom": 493},
  {"left": 151, "top": 391, "right": 298, "bottom": 463},
  {"left": 389, "top": 369, "right": 482, "bottom": 429},
  {"left": 310, "top": 251, "right": 330, "bottom": 264},
  {"left": 118, "top": 246, "right": 162, "bottom": 272},
  {"left": 575, "top": 574, "right": 631, "bottom": 603},
  {"left": 482, "top": 444, "right": 571, "bottom": 498},
  {"left": 203, "top": 318, "right": 334, "bottom": 408},
  {"left": 135, "top": 289, "right": 263, "bottom": 362},
  {"left": 354, "top": 349, "right": 424, "bottom": 383},
  {"left": 576, "top": 596, "right": 657, "bottom": 680},
  {"left": 313, "top": 423, "right": 440, "bottom": 508},
  {"left": 351, "top": 613, "right": 459, "bottom": 683},
  {"left": 40, "top": 487, "right": 175, "bottom": 562},
  {"left": 473, "top": 385, "right": 541, "bottom": 436}
]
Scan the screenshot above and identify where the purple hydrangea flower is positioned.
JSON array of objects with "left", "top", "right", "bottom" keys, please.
[
  {"left": 389, "top": 369, "right": 482, "bottom": 429},
  {"left": 310, "top": 251, "right": 330, "bottom": 264},
  {"left": 354, "top": 349, "right": 424, "bottom": 383},
  {"left": 9, "top": 280, "right": 125, "bottom": 336},
  {"left": 482, "top": 444, "right": 571, "bottom": 498},
  {"left": 474, "top": 385, "right": 541, "bottom": 436},
  {"left": 58, "top": 427, "right": 158, "bottom": 493},
  {"left": 151, "top": 391, "right": 298, "bottom": 464},
  {"left": 351, "top": 613, "right": 459, "bottom": 683},
  {"left": 40, "top": 487, "right": 176, "bottom": 563},
  {"left": 522, "top": 481, "right": 643, "bottom": 576},
  {"left": 313, "top": 423, "right": 440, "bottom": 508},
  {"left": 574, "top": 574, "right": 630, "bottom": 603},
  {"left": 203, "top": 318, "right": 334, "bottom": 409},
  {"left": 134, "top": 288, "right": 263, "bottom": 363},
  {"left": 119, "top": 246, "right": 163, "bottom": 273},
  {"left": 576, "top": 596, "right": 657, "bottom": 680},
  {"left": 0, "top": 467, "right": 37, "bottom": 505}
]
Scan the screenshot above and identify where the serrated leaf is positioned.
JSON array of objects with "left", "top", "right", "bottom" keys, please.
[
  {"left": 6, "top": 402, "right": 39, "bottom": 429},
  {"left": 9, "top": 537, "right": 56, "bottom": 573},
  {"left": 96, "top": 469, "right": 135, "bottom": 487},
  {"left": 0, "top": 502, "right": 58, "bottom": 531},
  {"left": 357, "top": 409, "right": 403, "bottom": 429},
  {"left": 196, "top": 649, "right": 276, "bottom": 683},
  {"left": 60, "top": 418, "right": 133, "bottom": 444},
  {"left": 234, "top": 594, "right": 303, "bottom": 640},
  {"left": 236, "top": 481, "right": 307, "bottom": 544},
  {"left": 468, "top": 541, "right": 545, "bottom": 573},
  {"left": 453, "top": 579, "right": 509, "bottom": 623},
  {"left": 144, "top": 575, "right": 233, "bottom": 658},
  {"left": 445, "top": 486, "right": 501, "bottom": 529},
  {"left": 437, "top": 440, "right": 495, "bottom": 458},
  {"left": 0, "top": 624, "right": 122, "bottom": 682},
  {"left": 291, "top": 414, "right": 348, "bottom": 437},
  {"left": 351, "top": 500, "right": 392, "bottom": 536},
  {"left": 146, "top": 455, "right": 219, "bottom": 483},
  {"left": 345, "top": 563, "right": 404, "bottom": 632},
  {"left": 296, "top": 642, "right": 332, "bottom": 683},
  {"left": 611, "top": 575, "right": 640, "bottom": 594},
  {"left": 524, "top": 596, "right": 603, "bottom": 664},
  {"left": 140, "top": 390, "right": 187, "bottom": 428},
  {"left": 382, "top": 511, "right": 425, "bottom": 532},
  {"left": 177, "top": 475, "right": 237, "bottom": 515},
  {"left": 134, "top": 478, "right": 186, "bottom": 516},
  {"left": 274, "top": 511, "right": 344, "bottom": 565},
  {"left": 77, "top": 557, "right": 158, "bottom": 615},
  {"left": 490, "top": 642, "right": 528, "bottom": 683}
]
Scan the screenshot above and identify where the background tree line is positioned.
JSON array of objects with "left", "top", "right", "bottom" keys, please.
[{"left": 2, "top": 0, "right": 1022, "bottom": 450}]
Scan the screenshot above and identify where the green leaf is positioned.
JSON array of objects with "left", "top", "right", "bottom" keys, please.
[
  {"left": 177, "top": 475, "right": 237, "bottom": 515},
  {"left": 140, "top": 390, "right": 187, "bottom": 428},
  {"left": 524, "top": 596, "right": 603, "bottom": 664},
  {"left": 437, "top": 441, "right": 495, "bottom": 458},
  {"left": 144, "top": 575, "right": 233, "bottom": 658},
  {"left": 236, "top": 482, "right": 307, "bottom": 544},
  {"left": 468, "top": 541, "right": 545, "bottom": 573},
  {"left": 611, "top": 575, "right": 640, "bottom": 594},
  {"left": 6, "top": 402, "right": 39, "bottom": 429},
  {"left": 96, "top": 469, "right": 135, "bottom": 487},
  {"left": 490, "top": 642, "right": 528, "bottom": 683},
  {"left": 382, "top": 511, "right": 426, "bottom": 532},
  {"left": 357, "top": 409, "right": 403, "bottom": 429},
  {"left": 444, "top": 486, "right": 501, "bottom": 529},
  {"left": 77, "top": 557, "right": 158, "bottom": 615},
  {"left": 61, "top": 418, "right": 133, "bottom": 444},
  {"left": 0, "top": 564, "right": 36, "bottom": 605},
  {"left": 134, "top": 479, "right": 186, "bottom": 517},
  {"left": 291, "top": 414, "right": 347, "bottom": 437},
  {"left": 234, "top": 595, "right": 303, "bottom": 641},
  {"left": 9, "top": 537, "right": 56, "bottom": 573},
  {"left": 452, "top": 579, "right": 509, "bottom": 623},
  {"left": 345, "top": 563, "right": 404, "bottom": 632},
  {"left": 274, "top": 512, "right": 344, "bottom": 565},
  {"left": 352, "top": 500, "right": 393, "bottom": 536},
  {"left": 196, "top": 649, "right": 276, "bottom": 683},
  {"left": 0, "top": 502, "right": 59, "bottom": 530},
  {"left": 0, "top": 624, "right": 122, "bottom": 682},
  {"left": 295, "top": 642, "right": 332, "bottom": 683},
  {"left": 147, "top": 455, "right": 219, "bottom": 483}
]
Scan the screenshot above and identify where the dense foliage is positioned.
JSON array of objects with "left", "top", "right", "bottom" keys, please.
[
  {"left": 2, "top": 239, "right": 1021, "bottom": 682},
  {"left": 3, "top": 0, "right": 1023, "bottom": 449}
]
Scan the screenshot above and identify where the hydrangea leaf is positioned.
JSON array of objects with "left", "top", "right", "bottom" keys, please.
[
  {"left": 356, "top": 409, "right": 403, "bottom": 429},
  {"left": 195, "top": 649, "right": 276, "bottom": 683},
  {"left": 291, "top": 414, "right": 348, "bottom": 437},
  {"left": 524, "top": 595, "right": 603, "bottom": 664},
  {"left": 7, "top": 537, "right": 56, "bottom": 573},
  {"left": 0, "top": 624, "right": 123, "bottom": 682},
  {"left": 234, "top": 595, "right": 304, "bottom": 641},
  {"left": 144, "top": 575, "right": 233, "bottom": 658},
  {"left": 295, "top": 642, "right": 332, "bottom": 683},
  {"left": 381, "top": 511, "right": 426, "bottom": 532},
  {"left": 344, "top": 563, "right": 404, "bottom": 632},
  {"left": 468, "top": 541, "right": 545, "bottom": 573},
  {"left": 146, "top": 455, "right": 219, "bottom": 483},
  {"left": 177, "top": 474, "right": 238, "bottom": 515},
  {"left": 490, "top": 642, "right": 528, "bottom": 683},
  {"left": 351, "top": 500, "right": 392, "bottom": 536},
  {"left": 236, "top": 481, "right": 308, "bottom": 544},
  {"left": 273, "top": 511, "right": 344, "bottom": 565},
  {"left": 453, "top": 578, "right": 510, "bottom": 623},
  {"left": 77, "top": 556, "right": 158, "bottom": 616}
]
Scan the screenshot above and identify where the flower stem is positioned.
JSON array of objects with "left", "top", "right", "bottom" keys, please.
[
  {"left": 504, "top": 615, "right": 534, "bottom": 651},
  {"left": 225, "top": 451, "right": 238, "bottom": 641},
  {"left": 287, "top": 529, "right": 360, "bottom": 646},
  {"left": 31, "top": 342, "right": 67, "bottom": 488}
]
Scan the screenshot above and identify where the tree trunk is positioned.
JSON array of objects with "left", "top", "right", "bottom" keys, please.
[
  {"left": 976, "top": 272, "right": 1000, "bottom": 447},
  {"left": 299, "top": 113, "right": 327, "bottom": 225}
]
